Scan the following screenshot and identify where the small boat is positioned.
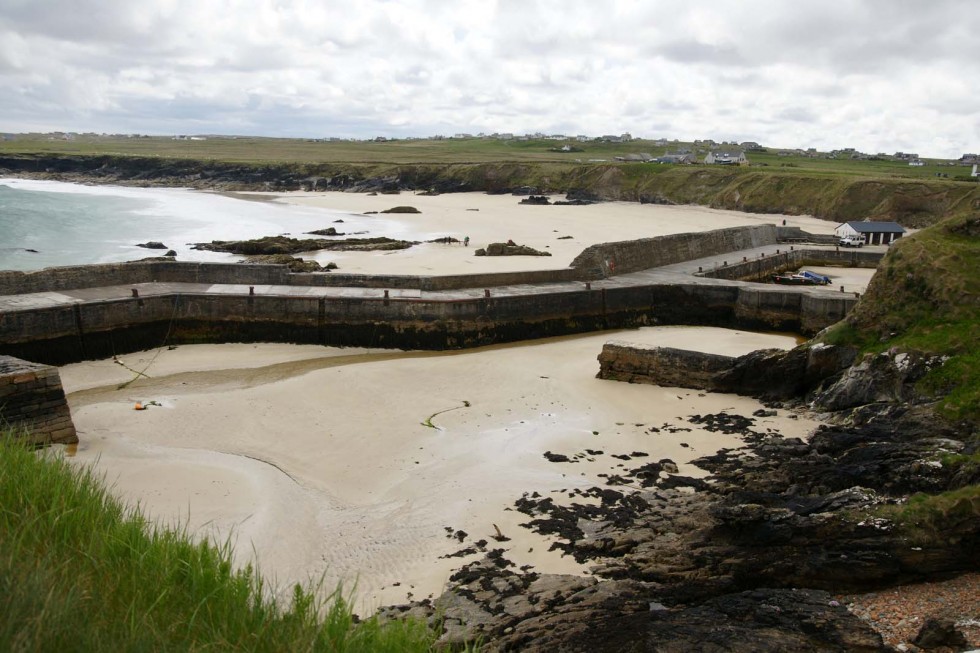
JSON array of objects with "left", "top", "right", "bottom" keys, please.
[{"left": 771, "top": 270, "right": 832, "bottom": 285}]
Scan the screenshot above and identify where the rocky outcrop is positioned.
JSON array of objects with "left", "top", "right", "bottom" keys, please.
[
  {"left": 136, "top": 241, "right": 168, "bottom": 250},
  {"left": 474, "top": 242, "right": 552, "bottom": 257},
  {"left": 191, "top": 235, "right": 416, "bottom": 255},
  {"left": 810, "top": 350, "right": 948, "bottom": 412},
  {"left": 597, "top": 342, "right": 860, "bottom": 401},
  {"left": 391, "top": 403, "right": 977, "bottom": 650},
  {"left": 243, "top": 255, "right": 330, "bottom": 272},
  {"left": 380, "top": 206, "right": 421, "bottom": 213},
  {"left": 519, "top": 195, "right": 551, "bottom": 205}
]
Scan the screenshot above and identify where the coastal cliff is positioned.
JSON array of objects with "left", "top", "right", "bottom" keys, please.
[{"left": 2, "top": 153, "right": 978, "bottom": 228}]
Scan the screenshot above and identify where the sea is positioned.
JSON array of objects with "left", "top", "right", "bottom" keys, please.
[{"left": 0, "top": 179, "right": 379, "bottom": 272}]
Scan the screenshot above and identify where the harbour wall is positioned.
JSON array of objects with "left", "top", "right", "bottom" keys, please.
[
  {"left": 0, "top": 355, "right": 77, "bottom": 445},
  {"left": 699, "top": 248, "right": 883, "bottom": 282},
  {"left": 0, "top": 281, "right": 856, "bottom": 366},
  {"left": 570, "top": 224, "right": 777, "bottom": 277}
]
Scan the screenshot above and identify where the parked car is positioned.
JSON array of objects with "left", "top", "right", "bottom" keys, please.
[{"left": 839, "top": 234, "right": 864, "bottom": 247}]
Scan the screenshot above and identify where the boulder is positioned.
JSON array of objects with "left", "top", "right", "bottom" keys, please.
[
  {"left": 520, "top": 195, "right": 551, "bottom": 205},
  {"left": 480, "top": 242, "right": 551, "bottom": 257},
  {"left": 911, "top": 618, "right": 969, "bottom": 650},
  {"left": 306, "top": 227, "right": 343, "bottom": 236},
  {"left": 380, "top": 206, "right": 420, "bottom": 213},
  {"left": 243, "top": 254, "right": 325, "bottom": 272},
  {"left": 136, "top": 241, "right": 168, "bottom": 250}
]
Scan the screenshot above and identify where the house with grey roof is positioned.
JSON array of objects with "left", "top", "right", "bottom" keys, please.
[
  {"left": 704, "top": 150, "right": 747, "bottom": 165},
  {"left": 653, "top": 153, "right": 696, "bottom": 165},
  {"left": 835, "top": 220, "right": 907, "bottom": 246}
]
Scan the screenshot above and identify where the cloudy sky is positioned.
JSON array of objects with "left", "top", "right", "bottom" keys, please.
[{"left": 1, "top": 0, "right": 977, "bottom": 157}]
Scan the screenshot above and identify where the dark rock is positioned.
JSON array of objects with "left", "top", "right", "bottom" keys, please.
[
  {"left": 565, "top": 188, "right": 603, "bottom": 202},
  {"left": 136, "top": 241, "right": 168, "bottom": 250},
  {"left": 243, "top": 254, "right": 324, "bottom": 272},
  {"left": 481, "top": 242, "right": 551, "bottom": 257},
  {"left": 911, "top": 618, "right": 969, "bottom": 650},
  {"left": 379, "top": 205, "right": 420, "bottom": 213},
  {"left": 810, "top": 351, "right": 948, "bottom": 412},
  {"left": 543, "top": 451, "right": 574, "bottom": 463},
  {"left": 306, "top": 227, "right": 344, "bottom": 236},
  {"left": 520, "top": 195, "right": 551, "bottom": 205},
  {"left": 164, "top": 250, "right": 177, "bottom": 257},
  {"left": 500, "top": 588, "right": 888, "bottom": 653},
  {"left": 714, "top": 347, "right": 810, "bottom": 399}
]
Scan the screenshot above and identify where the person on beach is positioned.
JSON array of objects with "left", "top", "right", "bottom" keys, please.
[{"left": 464, "top": 236, "right": 470, "bottom": 247}]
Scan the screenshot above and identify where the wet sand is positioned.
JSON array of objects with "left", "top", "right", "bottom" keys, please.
[{"left": 62, "top": 327, "right": 818, "bottom": 612}]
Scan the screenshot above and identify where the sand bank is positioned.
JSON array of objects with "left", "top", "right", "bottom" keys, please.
[
  {"left": 261, "top": 191, "right": 839, "bottom": 276},
  {"left": 62, "top": 326, "right": 817, "bottom": 612}
]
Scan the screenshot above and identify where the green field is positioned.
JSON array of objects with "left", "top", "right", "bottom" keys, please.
[{"left": 2, "top": 133, "right": 975, "bottom": 181}]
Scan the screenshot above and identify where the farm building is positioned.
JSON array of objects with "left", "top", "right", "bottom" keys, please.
[{"left": 835, "top": 220, "right": 907, "bottom": 245}]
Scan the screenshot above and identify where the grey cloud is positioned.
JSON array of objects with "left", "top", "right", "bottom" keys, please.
[{"left": 0, "top": 0, "right": 977, "bottom": 157}]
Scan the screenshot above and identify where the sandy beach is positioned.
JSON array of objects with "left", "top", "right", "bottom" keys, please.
[
  {"left": 59, "top": 192, "right": 838, "bottom": 613},
  {"left": 264, "top": 190, "right": 842, "bottom": 275}
]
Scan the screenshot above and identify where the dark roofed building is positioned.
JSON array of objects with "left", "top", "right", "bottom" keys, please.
[{"left": 835, "top": 220, "right": 907, "bottom": 245}]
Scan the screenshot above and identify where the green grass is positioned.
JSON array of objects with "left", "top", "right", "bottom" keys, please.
[
  {"left": 870, "top": 485, "right": 980, "bottom": 546},
  {"left": 0, "top": 431, "right": 452, "bottom": 652}
]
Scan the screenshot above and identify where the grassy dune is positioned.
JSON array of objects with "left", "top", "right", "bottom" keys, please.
[{"left": 0, "top": 432, "right": 446, "bottom": 652}]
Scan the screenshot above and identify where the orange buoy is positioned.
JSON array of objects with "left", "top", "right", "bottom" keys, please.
[{"left": 134, "top": 402, "right": 145, "bottom": 411}]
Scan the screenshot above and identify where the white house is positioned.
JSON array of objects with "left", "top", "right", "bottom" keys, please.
[
  {"left": 704, "top": 150, "right": 747, "bottom": 165},
  {"left": 835, "top": 220, "right": 907, "bottom": 245}
]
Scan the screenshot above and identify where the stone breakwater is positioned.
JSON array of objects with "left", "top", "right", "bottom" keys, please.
[
  {"left": 0, "top": 355, "right": 76, "bottom": 445},
  {"left": 0, "top": 226, "right": 871, "bottom": 366}
]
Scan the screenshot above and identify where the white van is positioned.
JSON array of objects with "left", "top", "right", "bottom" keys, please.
[{"left": 839, "top": 234, "right": 864, "bottom": 247}]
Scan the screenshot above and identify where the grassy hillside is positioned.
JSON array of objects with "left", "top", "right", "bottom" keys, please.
[
  {"left": 1, "top": 134, "right": 974, "bottom": 181},
  {"left": 821, "top": 213, "right": 980, "bottom": 424},
  {"left": 2, "top": 151, "right": 978, "bottom": 228},
  {"left": 0, "top": 432, "right": 446, "bottom": 652}
]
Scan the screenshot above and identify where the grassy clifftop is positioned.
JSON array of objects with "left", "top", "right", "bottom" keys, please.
[{"left": 822, "top": 212, "right": 980, "bottom": 424}]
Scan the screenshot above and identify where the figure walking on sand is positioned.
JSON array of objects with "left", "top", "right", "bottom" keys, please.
[{"left": 464, "top": 236, "right": 470, "bottom": 247}]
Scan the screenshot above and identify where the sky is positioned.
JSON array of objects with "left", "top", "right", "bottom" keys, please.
[{"left": 1, "top": 0, "right": 977, "bottom": 158}]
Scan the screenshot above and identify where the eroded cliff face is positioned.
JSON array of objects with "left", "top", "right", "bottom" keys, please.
[{"left": 2, "top": 154, "right": 978, "bottom": 228}]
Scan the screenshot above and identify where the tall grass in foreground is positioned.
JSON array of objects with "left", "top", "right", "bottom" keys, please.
[{"left": 0, "top": 432, "right": 445, "bottom": 652}]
